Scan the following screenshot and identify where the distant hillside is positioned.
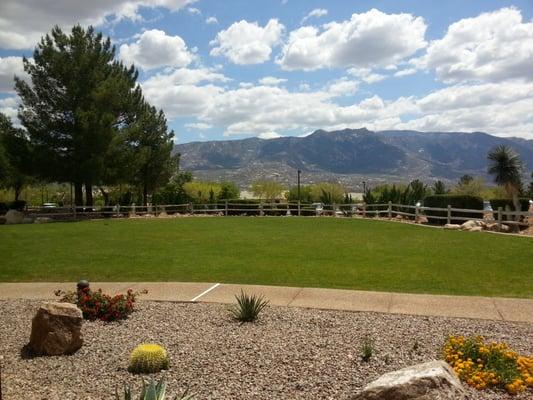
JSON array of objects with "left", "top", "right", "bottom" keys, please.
[{"left": 174, "top": 128, "right": 533, "bottom": 190}]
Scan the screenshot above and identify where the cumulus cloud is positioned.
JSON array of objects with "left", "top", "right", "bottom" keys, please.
[
  {"left": 326, "top": 78, "right": 358, "bottom": 97},
  {"left": 258, "top": 131, "right": 282, "bottom": 139},
  {"left": 0, "top": 0, "right": 197, "bottom": 49},
  {"left": 205, "top": 16, "right": 218, "bottom": 25},
  {"left": 0, "top": 56, "right": 28, "bottom": 92},
  {"left": 414, "top": 7, "right": 533, "bottom": 83},
  {"left": 347, "top": 67, "right": 386, "bottom": 84},
  {"left": 258, "top": 76, "right": 287, "bottom": 86},
  {"left": 301, "top": 8, "right": 328, "bottom": 25},
  {"left": 278, "top": 9, "right": 427, "bottom": 71},
  {"left": 185, "top": 122, "right": 212, "bottom": 130},
  {"left": 187, "top": 7, "right": 200, "bottom": 15},
  {"left": 119, "top": 29, "right": 195, "bottom": 70},
  {"left": 210, "top": 19, "right": 284, "bottom": 64},
  {"left": 141, "top": 67, "right": 229, "bottom": 117},
  {"left": 142, "top": 66, "right": 533, "bottom": 139},
  {"left": 0, "top": 96, "right": 19, "bottom": 121}
]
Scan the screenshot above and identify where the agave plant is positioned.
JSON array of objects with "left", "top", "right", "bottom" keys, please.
[
  {"left": 229, "top": 290, "right": 269, "bottom": 323},
  {"left": 116, "top": 377, "right": 195, "bottom": 400}
]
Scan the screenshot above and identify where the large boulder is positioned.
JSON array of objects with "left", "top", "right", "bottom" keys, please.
[
  {"left": 353, "top": 360, "right": 466, "bottom": 400},
  {"left": 29, "top": 302, "right": 83, "bottom": 356},
  {"left": 5, "top": 209, "right": 24, "bottom": 224}
]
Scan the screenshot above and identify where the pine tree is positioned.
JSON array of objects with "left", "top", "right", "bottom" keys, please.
[{"left": 15, "top": 25, "right": 142, "bottom": 206}]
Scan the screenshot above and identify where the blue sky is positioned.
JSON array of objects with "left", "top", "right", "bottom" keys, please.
[{"left": 1, "top": 0, "right": 533, "bottom": 142}]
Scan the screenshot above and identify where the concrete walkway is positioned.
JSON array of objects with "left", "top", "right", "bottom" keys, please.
[{"left": 0, "top": 282, "right": 532, "bottom": 323}]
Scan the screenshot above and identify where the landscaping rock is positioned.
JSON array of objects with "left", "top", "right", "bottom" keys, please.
[
  {"left": 34, "top": 217, "right": 52, "bottom": 224},
  {"left": 443, "top": 224, "right": 461, "bottom": 230},
  {"left": 29, "top": 302, "right": 83, "bottom": 356},
  {"left": 416, "top": 216, "right": 428, "bottom": 224},
  {"left": 353, "top": 360, "right": 466, "bottom": 400},
  {"left": 22, "top": 217, "right": 34, "bottom": 224},
  {"left": 461, "top": 220, "right": 485, "bottom": 231},
  {"left": 5, "top": 209, "right": 24, "bottom": 224},
  {"left": 469, "top": 226, "right": 483, "bottom": 232}
]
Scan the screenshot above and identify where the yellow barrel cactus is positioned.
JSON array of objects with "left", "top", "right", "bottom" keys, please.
[{"left": 128, "top": 343, "right": 170, "bottom": 374}]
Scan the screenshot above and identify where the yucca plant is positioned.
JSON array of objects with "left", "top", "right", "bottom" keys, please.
[
  {"left": 229, "top": 290, "right": 269, "bottom": 323},
  {"left": 116, "top": 376, "right": 195, "bottom": 400}
]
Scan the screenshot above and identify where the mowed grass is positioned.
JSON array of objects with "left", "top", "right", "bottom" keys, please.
[{"left": 1, "top": 217, "right": 532, "bottom": 298}]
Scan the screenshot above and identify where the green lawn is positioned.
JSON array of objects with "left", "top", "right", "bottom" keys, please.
[{"left": 1, "top": 217, "right": 532, "bottom": 298}]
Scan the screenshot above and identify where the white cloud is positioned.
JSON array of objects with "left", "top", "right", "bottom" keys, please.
[
  {"left": 258, "top": 76, "right": 287, "bottom": 86},
  {"left": 415, "top": 7, "right": 533, "bottom": 83},
  {"left": 185, "top": 122, "right": 212, "bottom": 130},
  {"left": 119, "top": 29, "right": 195, "bottom": 70},
  {"left": 210, "top": 19, "right": 284, "bottom": 64},
  {"left": 143, "top": 68, "right": 533, "bottom": 139},
  {"left": 258, "top": 131, "right": 282, "bottom": 139},
  {"left": 301, "top": 8, "right": 328, "bottom": 25},
  {"left": 347, "top": 67, "right": 386, "bottom": 84},
  {"left": 394, "top": 68, "right": 417, "bottom": 78},
  {"left": 142, "top": 67, "right": 228, "bottom": 118},
  {"left": 187, "top": 7, "right": 200, "bottom": 15},
  {"left": 0, "top": 57, "right": 28, "bottom": 93},
  {"left": 326, "top": 78, "right": 358, "bottom": 97},
  {"left": 205, "top": 16, "right": 218, "bottom": 25},
  {"left": 0, "top": 96, "right": 19, "bottom": 121},
  {"left": 278, "top": 9, "right": 427, "bottom": 71},
  {"left": 0, "top": 0, "right": 197, "bottom": 49}
]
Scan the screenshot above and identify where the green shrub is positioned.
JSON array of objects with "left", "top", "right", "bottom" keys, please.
[
  {"left": 116, "top": 376, "right": 195, "bottom": 400},
  {"left": 229, "top": 290, "right": 268, "bottom": 323},
  {"left": 424, "top": 195, "right": 483, "bottom": 225},
  {"left": 361, "top": 336, "right": 375, "bottom": 362},
  {"left": 128, "top": 344, "right": 170, "bottom": 374}
]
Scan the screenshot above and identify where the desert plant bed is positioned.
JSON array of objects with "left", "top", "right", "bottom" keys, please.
[
  {"left": 1, "top": 217, "right": 532, "bottom": 298},
  {"left": 0, "top": 300, "right": 531, "bottom": 399}
]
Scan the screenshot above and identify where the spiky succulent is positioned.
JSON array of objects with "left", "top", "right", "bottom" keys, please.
[
  {"left": 229, "top": 290, "right": 269, "bottom": 323},
  {"left": 128, "top": 344, "right": 170, "bottom": 374},
  {"left": 115, "top": 376, "right": 195, "bottom": 400}
]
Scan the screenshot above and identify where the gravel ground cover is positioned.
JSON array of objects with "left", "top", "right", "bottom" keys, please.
[{"left": 1, "top": 299, "right": 531, "bottom": 399}]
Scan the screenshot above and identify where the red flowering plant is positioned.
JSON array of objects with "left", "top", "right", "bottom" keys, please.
[{"left": 54, "top": 287, "right": 147, "bottom": 321}]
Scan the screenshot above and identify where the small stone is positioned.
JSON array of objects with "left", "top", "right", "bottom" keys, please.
[
  {"left": 29, "top": 302, "right": 84, "bottom": 356},
  {"left": 353, "top": 360, "right": 466, "bottom": 400},
  {"left": 35, "top": 217, "right": 52, "bottom": 224},
  {"left": 443, "top": 224, "right": 461, "bottom": 230}
]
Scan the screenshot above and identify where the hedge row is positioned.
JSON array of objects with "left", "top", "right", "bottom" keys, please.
[{"left": 424, "top": 195, "right": 484, "bottom": 225}]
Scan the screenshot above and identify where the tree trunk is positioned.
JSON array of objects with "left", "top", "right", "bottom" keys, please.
[
  {"left": 143, "top": 184, "right": 148, "bottom": 207},
  {"left": 85, "top": 183, "right": 93, "bottom": 207},
  {"left": 74, "top": 183, "right": 83, "bottom": 207},
  {"left": 14, "top": 184, "right": 22, "bottom": 201},
  {"left": 512, "top": 192, "right": 521, "bottom": 223},
  {"left": 99, "top": 187, "right": 109, "bottom": 206}
]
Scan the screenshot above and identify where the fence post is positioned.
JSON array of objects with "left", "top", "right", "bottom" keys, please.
[
  {"left": 447, "top": 205, "right": 451, "bottom": 225},
  {"left": 497, "top": 207, "right": 502, "bottom": 231},
  {"left": 298, "top": 200, "right": 301, "bottom": 217},
  {"left": 224, "top": 200, "right": 228, "bottom": 216},
  {"left": 415, "top": 204, "right": 420, "bottom": 222},
  {"left": 116, "top": 204, "right": 120, "bottom": 218},
  {"left": 362, "top": 203, "right": 366, "bottom": 218},
  {"left": 388, "top": 201, "right": 392, "bottom": 219},
  {"left": 259, "top": 202, "right": 264, "bottom": 216},
  {"left": 333, "top": 203, "right": 336, "bottom": 217},
  {"left": 189, "top": 202, "right": 194, "bottom": 215}
]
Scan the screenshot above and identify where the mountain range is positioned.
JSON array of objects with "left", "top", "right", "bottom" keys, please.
[{"left": 174, "top": 128, "right": 533, "bottom": 191}]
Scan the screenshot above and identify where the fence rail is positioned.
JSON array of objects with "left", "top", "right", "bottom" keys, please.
[{"left": 16, "top": 200, "right": 533, "bottom": 230}]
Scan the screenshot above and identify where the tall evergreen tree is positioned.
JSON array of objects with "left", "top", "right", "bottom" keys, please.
[
  {"left": 126, "top": 103, "right": 178, "bottom": 205},
  {"left": 15, "top": 25, "right": 142, "bottom": 206},
  {"left": 0, "top": 113, "right": 33, "bottom": 200}
]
